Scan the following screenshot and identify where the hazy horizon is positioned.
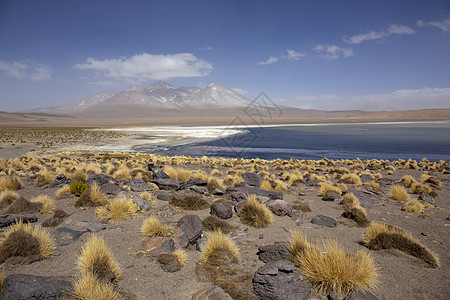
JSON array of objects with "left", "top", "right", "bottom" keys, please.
[{"left": 1, "top": 0, "right": 449, "bottom": 112}]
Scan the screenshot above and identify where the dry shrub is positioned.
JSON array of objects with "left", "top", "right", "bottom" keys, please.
[
  {"left": 192, "top": 170, "right": 210, "bottom": 182},
  {"left": 237, "top": 195, "right": 273, "bottom": 228},
  {"left": 319, "top": 182, "right": 342, "bottom": 197},
  {"left": 274, "top": 179, "right": 288, "bottom": 191},
  {"left": 410, "top": 182, "right": 432, "bottom": 195},
  {"left": 340, "top": 173, "right": 362, "bottom": 185},
  {"left": 38, "top": 167, "right": 54, "bottom": 184},
  {"left": 139, "top": 191, "right": 156, "bottom": 206},
  {"left": 113, "top": 165, "right": 130, "bottom": 179},
  {"left": 56, "top": 185, "right": 71, "bottom": 198},
  {"left": 400, "top": 175, "right": 416, "bottom": 188},
  {"left": 292, "top": 200, "right": 312, "bottom": 212},
  {"left": 0, "top": 176, "right": 22, "bottom": 191},
  {"left": 202, "top": 215, "right": 232, "bottom": 233},
  {"left": 421, "top": 174, "right": 440, "bottom": 186},
  {"left": 0, "top": 190, "right": 20, "bottom": 208},
  {"left": 206, "top": 177, "right": 223, "bottom": 193},
  {"left": 288, "top": 232, "right": 378, "bottom": 296},
  {"left": 4, "top": 197, "right": 42, "bottom": 214},
  {"left": 89, "top": 183, "right": 108, "bottom": 206},
  {"left": 199, "top": 231, "right": 239, "bottom": 264},
  {"left": 30, "top": 194, "right": 55, "bottom": 214},
  {"left": 363, "top": 222, "right": 439, "bottom": 268},
  {"left": 169, "top": 193, "right": 210, "bottom": 210},
  {"left": 260, "top": 180, "right": 272, "bottom": 192},
  {"left": 72, "top": 272, "right": 118, "bottom": 300},
  {"left": 96, "top": 196, "right": 139, "bottom": 223},
  {"left": 141, "top": 217, "right": 174, "bottom": 237},
  {"left": 173, "top": 249, "right": 187, "bottom": 267},
  {"left": 0, "top": 220, "right": 54, "bottom": 263},
  {"left": 391, "top": 184, "right": 410, "bottom": 202},
  {"left": 401, "top": 199, "right": 424, "bottom": 213}
]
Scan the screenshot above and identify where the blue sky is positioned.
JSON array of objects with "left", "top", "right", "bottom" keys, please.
[{"left": 0, "top": 0, "right": 449, "bottom": 111}]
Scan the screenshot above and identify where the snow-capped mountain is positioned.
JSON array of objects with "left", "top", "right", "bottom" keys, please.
[{"left": 36, "top": 81, "right": 253, "bottom": 113}]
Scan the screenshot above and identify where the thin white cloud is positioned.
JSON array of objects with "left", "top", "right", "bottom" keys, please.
[
  {"left": 256, "top": 56, "right": 279, "bottom": 65},
  {"left": 313, "top": 44, "right": 353, "bottom": 60},
  {"left": 74, "top": 52, "right": 213, "bottom": 83},
  {"left": 345, "top": 24, "right": 416, "bottom": 44},
  {"left": 279, "top": 87, "right": 450, "bottom": 111},
  {"left": 231, "top": 88, "right": 248, "bottom": 96},
  {"left": 0, "top": 60, "right": 52, "bottom": 81},
  {"left": 417, "top": 17, "right": 450, "bottom": 32},
  {"left": 283, "top": 49, "right": 306, "bottom": 61},
  {"left": 199, "top": 46, "right": 214, "bottom": 51}
]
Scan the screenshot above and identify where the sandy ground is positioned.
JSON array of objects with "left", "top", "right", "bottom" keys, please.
[{"left": 0, "top": 130, "right": 449, "bottom": 300}]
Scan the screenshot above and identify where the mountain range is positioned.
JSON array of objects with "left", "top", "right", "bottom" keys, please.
[{"left": 33, "top": 81, "right": 254, "bottom": 114}]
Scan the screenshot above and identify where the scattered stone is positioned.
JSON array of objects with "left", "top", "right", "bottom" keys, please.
[
  {"left": 0, "top": 214, "right": 38, "bottom": 228},
  {"left": 153, "top": 170, "right": 171, "bottom": 179},
  {"left": 256, "top": 196, "right": 270, "bottom": 205},
  {"left": 196, "top": 237, "right": 207, "bottom": 251},
  {"left": 268, "top": 200, "right": 292, "bottom": 216},
  {"left": 42, "top": 210, "right": 69, "bottom": 227},
  {"left": 86, "top": 174, "right": 115, "bottom": 186},
  {"left": 157, "top": 253, "right": 182, "bottom": 272},
  {"left": 347, "top": 186, "right": 386, "bottom": 208},
  {"left": 290, "top": 211, "right": 306, "bottom": 226},
  {"left": 234, "top": 201, "right": 246, "bottom": 214},
  {"left": 192, "top": 286, "right": 229, "bottom": 300},
  {"left": 132, "top": 195, "right": 152, "bottom": 211},
  {"left": 311, "top": 214, "right": 337, "bottom": 228},
  {"left": 225, "top": 191, "right": 247, "bottom": 203},
  {"left": 298, "top": 192, "right": 306, "bottom": 196},
  {"left": 212, "top": 188, "right": 225, "bottom": 196},
  {"left": 152, "top": 191, "right": 172, "bottom": 201},
  {"left": 54, "top": 227, "right": 89, "bottom": 246},
  {"left": 177, "top": 215, "right": 203, "bottom": 248},
  {"left": 130, "top": 177, "right": 157, "bottom": 192},
  {"left": 322, "top": 195, "right": 336, "bottom": 202},
  {"left": 0, "top": 274, "right": 73, "bottom": 300},
  {"left": 242, "top": 172, "right": 263, "bottom": 187},
  {"left": 63, "top": 215, "right": 106, "bottom": 232},
  {"left": 304, "top": 179, "right": 319, "bottom": 187},
  {"left": 142, "top": 237, "right": 175, "bottom": 259},
  {"left": 151, "top": 179, "right": 208, "bottom": 191},
  {"left": 210, "top": 202, "right": 233, "bottom": 219},
  {"left": 253, "top": 259, "right": 312, "bottom": 300},
  {"left": 418, "top": 193, "right": 435, "bottom": 205},
  {"left": 40, "top": 174, "right": 71, "bottom": 189},
  {"left": 226, "top": 186, "right": 283, "bottom": 200},
  {"left": 360, "top": 174, "right": 373, "bottom": 183},
  {"left": 101, "top": 183, "right": 127, "bottom": 195},
  {"left": 257, "top": 244, "right": 289, "bottom": 263},
  {"left": 189, "top": 186, "right": 207, "bottom": 195}
]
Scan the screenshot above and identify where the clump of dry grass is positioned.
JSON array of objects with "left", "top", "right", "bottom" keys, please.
[
  {"left": 288, "top": 232, "right": 378, "bottom": 296},
  {"left": 206, "top": 177, "right": 224, "bottom": 193},
  {"left": 169, "top": 193, "right": 210, "bottom": 210},
  {"left": 401, "top": 199, "right": 424, "bottom": 213},
  {"left": 319, "top": 182, "right": 342, "bottom": 197},
  {"left": 400, "top": 175, "right": 416, "bottom": 188},
  {"left": 363, "top": 222, "right": 440, "bottom": 268},
  {"left": 173, "top": 249, "right": 187, "bottom": 267},
  {"left": 340, "top": 193, "right": 370, "bottom": 227},
  {"left": 274, "top": 179, "right": 289, "bottom": 191},
  {"left": 237, "top": 195, "right": 273, "bottom": 228},
  {"left": 421, "top": 174, "right": 440, "bottom": 186},
  {"left": 141, "top": 217, "right": 174, "bottom": 237},
  {"left": 410, "top": 182, "right": 432, "bottom": 195},
  {"left": 72, "top": 272, "right": 119, "bottom": 300},
  {"left": 89, "top": 183, "right": 108, "bottom": 206},
  {"left": 55, "top": 185, "right": 71, "bottom": 198},
  {"left": 95, "top": 196, "right": 139, "bottom": 223},
  {"left": 391, "top": 184, "right": 410, "bottom": 202},
  {"left": 0, "top": 190, "right": 20, "bottom": 207},
  {"left": 0, "top": 220, "right": 54, "bottom": 263},
  {"left": 139, "top": 191, "right": 156, "bottom": 206},
  {"left": 0, "top": 176, "right": 22, "bottom": 191},
  {"left": 199, "top": 231, "right": 239, "bottom": 264},
  {"left": 30, "top": 194, "right": 55, "bottom": 214},
  {"left": 113, "top": 164, "right": 130, "bottom": 179},
  {"left": 202, "top": 215, "right": 232, "bottom": 233},
  {"left": 340, "top": 173, "right": 362, "bottom": 185},
  {"left": 260, "top": 180, "right": 272, "bottom": 191},
  {"left": 38, "top": 167, "right": 54, "bottom": 184}
]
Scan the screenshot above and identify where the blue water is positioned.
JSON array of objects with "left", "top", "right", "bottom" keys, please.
[{"left": 136, "top": 123, "right": 450, "bottom": 161}]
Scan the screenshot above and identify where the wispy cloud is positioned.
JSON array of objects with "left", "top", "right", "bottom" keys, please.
[
  {"left": 256, "top": 56, "right": 279, "bottom": 65},
  {"left": 199, "top": 46, "right": 214, "bottom": 51},
  {"left": 344, "top": 24, "right": 416, "bottom": 44},
  {"left": 0, "top": 60, "right": 52, "bottom": 81},
  {"left": 279, "top": 87, "right": 450, "bottom": 111},
  {"left": 417, "top": 17, "right": 450, "bottom": 32},
  {"left": 231, "top": 87, "right": 248, "bottom": 96},
  {"left": 313, "top": 44, "right": 353, "bottom": 60},
  {"left": 283, "top": 49, "right": 306, "bottom": 61},
  {"left": 74, "top": 52, "right": 213, "bottom": 83}
]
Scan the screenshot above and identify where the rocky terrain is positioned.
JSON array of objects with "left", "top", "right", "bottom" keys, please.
[{"left": 0, "top": 148, "right": 448, "bottom": 299}]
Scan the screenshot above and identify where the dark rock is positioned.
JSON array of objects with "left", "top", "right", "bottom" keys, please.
[
  {"left": 154, "top": 191, "right": 172, "bottom": 201},
  {"left": 304, "top": 179, "right": 319, "bottom": 187},
  {"left": 377, "top": 177, "right": 394, "bottom": 186},
  {"left": 257, "top": 244, "right": 289, "bottom": 263},
  {"left": 87, "top": 174, "right": 115, "bottom": 187},
  {"left": 196, "top": 237, "right": 207, "bottom": 251},
  {"left": 311, "top": 214, "right": 337, "bottom": 228},
  {"left": 63, "top": 215, "right": 106, "bottom": 232},
  {"left": 225, "top": 191, "right": 247, "bottom": 203},
  {"left": 322, "top": 195, "right": 336, "bottom": 202},
  {"left": 42, "top": 210, "right": 69, "bottom": 227},
  {"left": 153, "top": 170, "right": 171, "bottom": 179},
  {"left": 0, "top": 214, "right": 38, "bottom": 228},
  {"left": 132, "top": 195, "right": 152, "bottom": 211},
  {"left": 212, "top": 188, "right": 225, "bottom": 196},
  {"left": 234, "top": 200, "right": 246, "bottom": 214},
  {"left": 268, "top": 200, "right": 292, "bottom": 216},
  {"left": 143, "top": 237, "right": 175, "bottom": 258},
  {"left": 177, "top": 215, "right": 203, "bottom": 248},
  {"left": 210, "top": 202, "right": 233, "bottom": 219},
  {"left": 242, "top": 173, "right": 263, "bottom": 187},
  {"left": 418, "top": 193, "right": 435, "bottom": 205},
  {"left": 151, "top": 178, "right": 208, "bottom": 191},
  {"left": 40, "top": 174, "right": 71, "bottom": 189},
  {"left": 0, "top": 274, "right": 73, "bottom": 300},
  {"left": 360, "top": 174, "right": 373, "bottom": 182},
  {"left": 226, "top": 186, "right": 283, "bottom": 200},
  {"left": 189, "top": 186, "right": 207, "bottom": 195},
  {"left": 253, "top": 259, "right": 312, "bottom": 300},
  {"left": 101, "top": 183, "right": 126, "bottom": 195},
  {"left": 130, "top": 177, "right": 157, "bottom": 192},
  {"left": 347, "top": 186, "right": 386, "bottom": 208},
  {"left": 54, "top": 227, "right": 89, "bottom": 246},
  {"left": 157, "top": 253, "right": 182, "bottom": 272},
  {"left": 192, "top": 286, "right": 228, "bottom": 300}
]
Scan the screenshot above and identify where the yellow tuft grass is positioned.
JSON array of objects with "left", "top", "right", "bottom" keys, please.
[
  {"left": 0, "top": 220, "right": 55, "bottom": 260},
  {"left": 400, "top": 175, "right": 416, "bottom": 188},
  {"left": 401, "top": 199, "right": 424, "bottom": 213},
  {"left": 38, "top": 167, "right": 54, "bottom": 184},
  {"left": 0, "top": 190, "right": 20, "bottom": 206},
  {"left": 319, "top": 182, "right": 342, "bottom": 197},
  {"left": 421, "top": 173, "right": 440, "bottom": 186},
  {"left": 340, "top": 173, "right": 362, "bottom": 185},
  {"left": 56, "top": 185, "right": 71, "bottom": 198},
  {"left": 260, "top": 180, "right": 272, "bottom": 192},
  {"left": 89, "top": 183, "right": 108, "bottom": 206},
  {"left": 173, "top": 249, "right": 187, "bottom": 266},
  {"left": 0, "top": 176, "right": 22, "bottom": 191},
  {"left": 139, "top": 191, "right": 156, "bottom": 206},
  {"left": 141, "top": 217, "right": 174, "bottom": 237},
  {"left": 391, "top": 184, "right": 410, "bottom": 202},
  {"left": 410, "top": 182, "right": 432, "bottom": 194},
  {"left": 30, "top": 194, "right": 55, "bottom": 214},
  {"left": 274, "top": 179, "right": 289, "bottom": 191},
  {"left": 77, "top": 235, "right": 122, "bottom": 283},
  {"left": 199, "top": 230, "right": 239, "bottom": 264},
  {"left": 237, "top": 195, "right": 273, "bottom": 228},
  {"left": 72, "top": 272, "right": 118, "bottom": 300},
  {"left": 113, "top": 164, "right": 130, "bottom": 179},
  {"left": 289, "top": 232, "right": 378, "bottom": 296},
  {"left": 97, "top": 196, "right": 139, "bottom": 223}
]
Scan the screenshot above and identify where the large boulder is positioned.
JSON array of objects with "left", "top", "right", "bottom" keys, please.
[
  {"left": 0, "top": 214, "right": 38, "bottom": 228},
  {"left": 242, "top": 173, "right": 263, "bottom": 187},
  {"left": 210, "top": 202, "right": 233, "bottom": 219},
  {"left": 311, "top": 214, "right": 336, "bottom": 228},
  {"left": 177, "top": 215, "right": 203, "bottom": 248},
  {"left": 253, "top": 259, "right": 312, "bottom": 300},
  {"left": 256, "top": 244, "right": 289, "bottom": 263},
  {"left": 268, "top": 200, "right": 292, "bottom": 216},
  {"left": 130, "top": 178, "right": 157, "bottom": 192}
]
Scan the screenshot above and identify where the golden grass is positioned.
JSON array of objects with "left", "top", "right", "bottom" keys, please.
[
  {"left": 192, "top": 170, "right": 210, "bottom": 181},
  {"left": 0, "top": 176, "right": 22, "bottom": 191},
  {"left": 340, "top": 173, "right": 362, "bottom": 185},
  {"left": 72, "top": 272, "right": 118, "bottom": 300},
  {"left": 400, "top": 175, "right": 416, "bottom": 188},
  {"left": 410, "top": 182, "right": 432, "bottom": 194},
  {"left": 288, "top": 232, "right": 378, "bottom": 296},
  {"left": 0, "top": 220, "right": 55, "bottom": 260},
  {"left": 162, "top": 165, "right": 177, "bottom": 179},
  {"left": 139, "top": 191, "right": 156, "bottom": 206},
  {"left": 363, "top": 222, "right": 439, "bottom": 268},
  {"left": 141, "top": 217, "right": 174, "bottom": 237},
  {"left": 77, "top": 234, "right": 122, "bottom": 283},
  {"left": 0, "top": 190, "right": 20, "bottom": 206},
  {"left": 274, "top": 179, "right": 289, "bottom": 191},
  {"left": 401, "top": 199, "right": 424, "bottom": 213},
  {"left": 260, "top": 180, "right": 272, "bottom": 191},
  {"left": 391, "top": 184, "right": 410, "bottom": 202},
  {"left": 237, "top": 195, "right": 273, "bottom": 228},
  {"left": 89, "top": 182, "right": 108, "bottom": 206},
  {"left": 30, "top": 194, "right": 55, "bottom": 214},
  {"left": 173, "top": 249, "right": 187, "bottom": 267},
  {"left": 319, "top": 182, "right": 342, "bottom": 197},
  {"left": 97, "top": 196, "right": 139, "bottom": 223},
  {"left": 56, "top": 185, "right": 71, "bottom": 198},
  {"left": 113, "top": 165, "right": 130, "bottom": 179},
  {"left": 421, "top": 174, "right": 441, "bottom": 186},
  {"left": 68, "top": 169, "right": 88, "bottom": 181},
  {"left": 38, "top": 167, "right": 54, "bottom": 184},
  {"left": 199, "top": 230, "right": 239, "bottom": 264}
]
